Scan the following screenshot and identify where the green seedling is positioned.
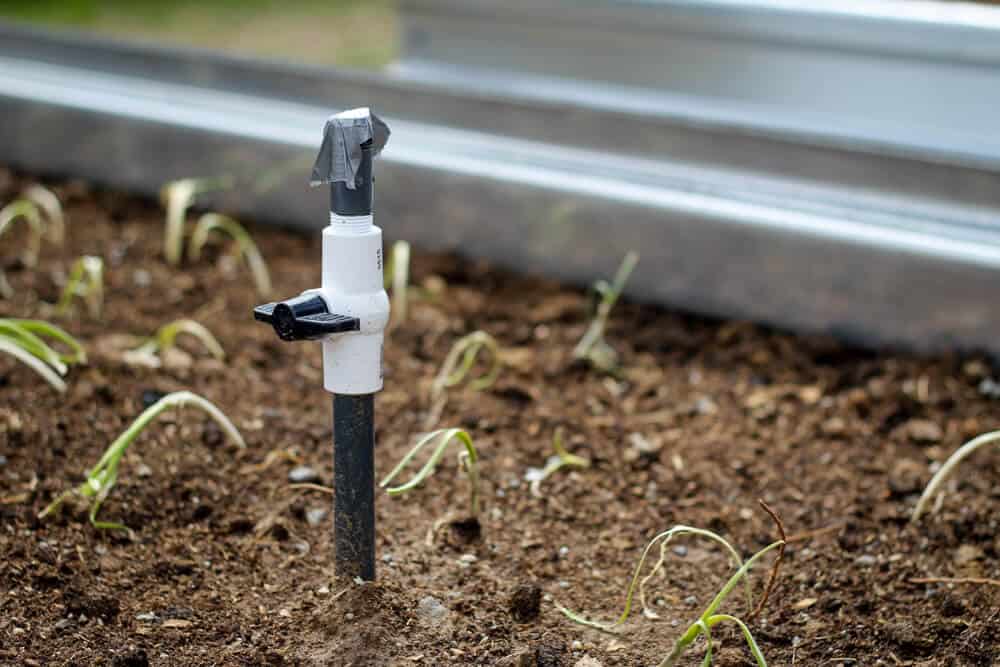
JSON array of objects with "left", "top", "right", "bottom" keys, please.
[
  {"left": 385, "top": 240, "right": 411, "bottom": 328},
  {"left": 659, "top": 541, "right": 784, "bottom": 666},
  {"left": 380, "top": 428, "right": 480, "bottom": 520},
  {"left": 188, "top": 213, "right": 272, "bottom": 297},
  {"left": 160, "top": 176, "right": 231, "bottom": 265},
  {"left": 0, "top": 199, "right": 45, "bottom": 298},
  {"left": 431, "top": 331, "right": 501, "bottom": 399},
  {"left": 39, "top": 390, "right": 245, "bottom": 530},
  {"left": 558, "top": 526, "right": 753, "bottom": 632},
  {"left": 572, "top": 251, "right": 639, "bottom": 374},
  {"left": 526, "top": 427, "right": 590, "bottom": 497},
  {"left": 56, "top": 256, "right": 104, "bottom": 318},
  {"left": 124, "top": 318, "right": 225, "bottom": 368},
  {"left": 0, "top": 318, "right": 86, "bottom": 393},
  {"left": 912, "top": 430, "right": 1000, "bottom": 522},
  {"left": 23, "top": 184, "right": 65, "bottom": 243}
]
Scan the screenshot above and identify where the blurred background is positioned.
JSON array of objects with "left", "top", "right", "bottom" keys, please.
[
  {"left": 1, "top": 0, "right": 999, "bottom": 356},
  {"left": 0, "top": 0, "right": 398, "bottom": 67}
]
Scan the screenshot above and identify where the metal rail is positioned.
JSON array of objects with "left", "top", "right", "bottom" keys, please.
[{"left": 1, "top": 4, "right": 999, "bottom": 356}]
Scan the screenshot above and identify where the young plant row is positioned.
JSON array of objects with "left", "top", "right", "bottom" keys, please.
[{"left": 5, "top": 182, "right": 999, "bottom": 665}]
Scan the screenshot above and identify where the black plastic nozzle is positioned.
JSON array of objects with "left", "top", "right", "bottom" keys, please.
[
  {"left": 254, "top": 294, "right": 359, "bottom": 342},
  {"left": 329, "top": 141, "right": 373, "bottom": 216}
]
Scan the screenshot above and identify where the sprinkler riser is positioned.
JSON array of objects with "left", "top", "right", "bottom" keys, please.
[{"left": 254, "top": 107, "right": 390, "bottom": 582}]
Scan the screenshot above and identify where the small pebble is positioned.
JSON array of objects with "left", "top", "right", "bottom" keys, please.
[
  {"left": 288, "top": 466, "right": 321, "bottom": 484},
  {"left": 571, "top": 641, "right": 583, "bottom": 651},
  {"left": 382, "top": 553, "right": 394, "bottom": 563},
  {"left": 140, "top": 389, "right": 167, "bottom": 409},
  {"left": 558, "top": 546, "right": 570, "bottom": 557},
  {"left": 906, "top": 419, "right": 943, "bottom": 444},
  {"left": 694, "top": 396, "right": 717, "bottom": 415},
  {"left": 132, "top": 269, "right": 152, "bottom": 287},
  {"left": 305, "top": 507, "right": 327, "bottom": 527},
  {"left": 856, "top": 554, "right": 877, "bottom": 566},
  {"left": 672, "top": 545, "right": 688, "bottom": 557},
  {"left": 416, "top": 596, "right": 449, "bottom": 626},
  {"left": 979, "top": 378, "right": 1000, "bottom": 399},
  {"left": 135, "top": 612, "right": 157, "bottom": 622},
  {"left": 0, "top": 455, "right": 6, "bottom": 466},
  {"left": 683, "top": 595, "right": 698, "bottom": 606}
]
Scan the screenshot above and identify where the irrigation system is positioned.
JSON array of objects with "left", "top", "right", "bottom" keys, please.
[
  {"left": 1, "top": 0, "right": 1000, "bottom": 356},
  {"left": 255, "top": 109, "right": 391, "bottom": 580}
]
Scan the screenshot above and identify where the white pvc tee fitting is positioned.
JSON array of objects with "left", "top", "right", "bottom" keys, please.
[{"left": 304, "top": 213, "right": 389, "bottom": 395}]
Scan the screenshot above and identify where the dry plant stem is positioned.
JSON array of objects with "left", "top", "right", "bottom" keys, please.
[
  {"left": 912, "top": 430, "right": 1000, "bottom": 522},
  {"left": 288, "top": 483, "right": 335, "bottom": 495},
  {"left": 189, "top": 213, "right": 272, "bottom": 297},
  {"left": 239, "top": 448, "right": 301, "bottom": 474},
  {"left": 431, "top": 331, "right": 501, "bottom": 399},
  {"left": 56, "top": 256, "right": 104, "bottom": 317},
  {"left": 380, "top": 428, "right": 480, "bottom": 518},
  {"left": 23, "top": 184, "right": 65, "bottom": 243},
  {"left": 388, "top": 240, "right": 411, "bottom": 328},
  {"left": 38, "top": 391, "right": 245, "bottom": 530},
  {"left": 559, "top": 525, "right": 752, "bottom": 632},
  {"left": 910, "top": 577, "right": 1000, "bottom": 587},
  {"left": 749, "top": 500, "right": 786, "bottom": 620}
]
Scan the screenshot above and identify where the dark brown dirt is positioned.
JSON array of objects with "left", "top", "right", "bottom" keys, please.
[{"left": 2, "top": 169, "right": 1000, "bottom": 666}]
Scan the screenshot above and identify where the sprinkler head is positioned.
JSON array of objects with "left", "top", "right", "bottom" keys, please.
[{"left": 253, "top": 107, "right": 391, "bottom": 396}]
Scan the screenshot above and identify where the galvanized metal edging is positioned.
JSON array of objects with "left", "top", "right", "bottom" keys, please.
[{"left": 0, "top": 7, "right": 998, "bottom": 356}]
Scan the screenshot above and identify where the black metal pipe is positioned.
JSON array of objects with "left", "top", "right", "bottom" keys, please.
[{"left": 332, "top": 393, "right": 376, "bottom": 581}]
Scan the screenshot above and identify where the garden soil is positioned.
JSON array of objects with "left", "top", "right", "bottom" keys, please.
[{"left": 2, "top": 171, "right": 999, "bottom": 666}]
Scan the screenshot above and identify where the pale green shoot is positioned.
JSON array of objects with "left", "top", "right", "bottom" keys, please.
[
  {"left": 39, "top": 391, "right": 245, "bottom": 530},
  {"left": 125, "top": 319, "right": 225, "bottom": 368},
  {"left": 380, "top": 428, "right": 480, "bottom": 518},
  {"left": 527, "top": 427, "right": 590, "bottom": 497},
  {"left": 558, "top": 526, "right": 752, "bottom": 632},
  {"left": 385, "top": 240, "right": 411, "bottom": 328},
  {"left": 188, "top": 213, "right": 272, "bottom": 297},
  {"left": 572, "top": 251, "right": 638, "bottom": 374},
  {"left": 912, "top": 430, "right": 1000, "bottom": 522},
  {"left": 659, "top": 540, "right": 784, "bottom": 667},
  {"left": 160, "top": 177, "right": 231, "bottom": 265},
  {"left": 0, "top": 318, "right": 86, "bottom": 392},
  {"left": 0, "top": 199, "right": 45, "bottom": 297},
  {"left": 56, "top": 256, "right": 104, "bottom": 317},
  {"left": 431, "top": 331, "right": 501, "bottom": 399},
  {"left": 23, "top": 184, "right": 65, "bottom": 243}
]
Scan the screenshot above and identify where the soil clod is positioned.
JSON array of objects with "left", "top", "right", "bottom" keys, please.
[{"left": 510, "top": 583, "right": 542, "bottom": 623}]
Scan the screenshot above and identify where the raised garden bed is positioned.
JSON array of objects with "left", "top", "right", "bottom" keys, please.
[{"left": 1, "top": 169, "right": 999, "bottom": 665}]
